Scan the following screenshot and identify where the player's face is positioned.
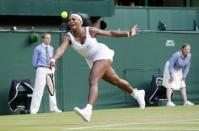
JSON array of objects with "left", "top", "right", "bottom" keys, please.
[
  {"left": 68, "top": 16, "right": 81, "bottom": 30},
  {"left": 43, "top": 34, "right": 51, "bottom": 45},
  {"left": 182, "top": 45, "right": 191, "bottom": 57}
]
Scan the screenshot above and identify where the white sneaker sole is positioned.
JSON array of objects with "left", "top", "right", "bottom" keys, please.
[
  {"left": 73, "top": 107, "right": 90, "bottom": 122},
  {"left": 184, "top": 104, "right": 194, "bottom": 106},
  {"left": 167, "top": 104, "right": 176, "bottom": 107},
  {"left": 51, "top": 110, "right": 62, "bottom": 113}
]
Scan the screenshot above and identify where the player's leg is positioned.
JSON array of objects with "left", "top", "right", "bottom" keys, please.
[
  {"left": 102, "top": 67, "right": 133, "bottom": 93},
  {"left": 74, "top": 59, "right": 112, "bottom": 122},
  {"left": 88, "top": 60, "right": 112, "bottom": 105},
  {"left": 102, "top": 66, "right": 145, "bottom": 109}
]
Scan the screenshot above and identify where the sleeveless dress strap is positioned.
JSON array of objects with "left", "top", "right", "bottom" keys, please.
[
  {"left": 67, "top": 32, "right": 75, "bottom": 42},
  {"left": 85, "top": 26, "right": 92, "bottom": 38}
]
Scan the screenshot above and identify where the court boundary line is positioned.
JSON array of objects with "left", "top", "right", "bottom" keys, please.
[{"left": 64, "top": 118, "right": 199, "bottom": 130}]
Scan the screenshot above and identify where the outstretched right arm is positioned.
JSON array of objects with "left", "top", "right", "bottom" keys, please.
[{"left": 50, "top": 35, "right": 70, "bottom": 67}]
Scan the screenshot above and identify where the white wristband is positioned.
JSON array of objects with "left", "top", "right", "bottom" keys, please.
[
  {"left": 50, "top": 58, "right": 56, "bottom": 63},
  {"left": 127, "top": 32, "right": 130, "bottom": 37}
]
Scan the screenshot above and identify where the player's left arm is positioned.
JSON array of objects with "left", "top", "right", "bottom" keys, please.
[{"left": 89, "top": 25, "right": 139, "bottom": 38}]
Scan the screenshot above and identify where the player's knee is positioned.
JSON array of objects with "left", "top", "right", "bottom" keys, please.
[{"left": 89, "top": 77, "right": 98, "bottom": 87}]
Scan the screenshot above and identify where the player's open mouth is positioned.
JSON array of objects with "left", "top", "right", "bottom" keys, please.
[{"left": 70, "top": 24, "right": 76, "bottom": 28}]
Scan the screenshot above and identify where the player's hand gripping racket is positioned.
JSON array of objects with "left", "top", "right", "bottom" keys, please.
[{"left": 46, "top": 67, "right": 55, "bottom": 96}]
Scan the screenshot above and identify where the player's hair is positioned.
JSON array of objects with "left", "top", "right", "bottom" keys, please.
[
  {"left": 42, "top": 33, "right": 51, "bottom": 39},
  {"left": 181, "top": 43, "right": 191, "bottom": 50}
]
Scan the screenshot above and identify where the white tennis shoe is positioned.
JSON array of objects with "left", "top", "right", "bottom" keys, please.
[
  {"left": 50, "top": 108, "right": 62, "bottom": 113},
  {"left": 166, "top": 101, "right": 176, "bottom": 107},
  {"left": 184, "top": 101, "right": 194, "bottom": 106},
  {"left": 133, "top": 89, "right": 145, "bottom": 109},
  {"left": 73, "top": 107, "right": 92, "bottom": 122},
  {"left": 30, "top": 111, "right": 37, "bottom": 114}
]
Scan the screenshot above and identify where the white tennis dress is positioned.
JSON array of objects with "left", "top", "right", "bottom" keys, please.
[{"left": 67, "top": 27, "right": 114, "bottom": 68}]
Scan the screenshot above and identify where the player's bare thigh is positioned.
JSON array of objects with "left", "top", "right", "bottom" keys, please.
[
  {"left": 102, "top": 66, "right": 133, "bottom": 93},
  {"left": 89, "top": 59, "right": 112, "bottom": 82},
  {"left": 102, "top": 66, "right": 120, "bottom": 85}
]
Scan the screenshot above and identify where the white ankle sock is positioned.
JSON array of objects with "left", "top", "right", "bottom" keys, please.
[
  {"left": 131, "top": 89, "right": 137, "bottom": 97},
  {"left": 84, "top": 104, "right": 93, "bottom": 111}
]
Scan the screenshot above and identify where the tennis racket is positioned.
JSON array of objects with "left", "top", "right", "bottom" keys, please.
[{"left": 46, "top": 67, "right": 55, "bottom": 96}]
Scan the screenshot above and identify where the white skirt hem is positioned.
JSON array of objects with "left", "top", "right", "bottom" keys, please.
[{"left": 162, "top": 61, "right": 186, "bottom": 90}]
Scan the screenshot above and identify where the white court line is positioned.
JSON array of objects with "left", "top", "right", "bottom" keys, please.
[
  {"left": 63, "top": 119, "right": 199, "bottom": 130},
  {"left": 88, "top": 128, "right": 199, "bottom": 131}
]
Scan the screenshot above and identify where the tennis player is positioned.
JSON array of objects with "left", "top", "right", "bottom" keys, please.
[{"left": 50, "top": 14, "right": 145, "bottom": 122}]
